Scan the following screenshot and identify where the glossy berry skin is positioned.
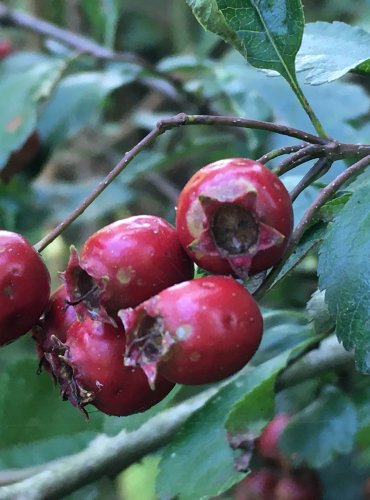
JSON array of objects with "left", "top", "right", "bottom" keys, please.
[
  {"left": 56, "top": 318, "right": 174, "bottom": 417},
  {"left": 120, "top": 275, "right": 263, "bottom": 387},
  {"left": 257, "top": 414, "right": 291, "bottom": 463},
  {"left": 176, "top": 158, "right": 293, "bottom": 278},
  {"left": 274, "top": 470, "right": 322, "bottom": 500},
  {"left": 33, "top": 285, "right": 77, "bottom": 374},
  {"left": 63, "top": 215, "right": 194, "bottom": 325},
  {"left": 234, "top": 469, "right": 278, "bottom": 500},
  {"left": 0, "top": 231, "right": 50, "bottom": 346}
]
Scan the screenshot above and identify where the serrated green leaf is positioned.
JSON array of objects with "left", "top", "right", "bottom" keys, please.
[
  {"left": 297, "top": 22, "right": 370, "bottom": 84},
  {"left": 156, "top": 354, "right": 291, "bottom": 500},
  {"left": 186, "top": 0, "right": 304, "bottom": 85},
  {"left": 280, "top": 386, "right": 358, "bottom": 467},
  {"left": 318, "top": 169, "right": 370, "bottom": 373}
]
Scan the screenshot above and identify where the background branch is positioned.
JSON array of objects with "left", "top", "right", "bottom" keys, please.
[{"left": 0, "top": 335, "right": 352, "bottom": 499}]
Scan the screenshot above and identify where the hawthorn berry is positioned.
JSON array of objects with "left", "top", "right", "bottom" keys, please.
[
  {"left": 234, "top": 469, "right": 278, "bottom": 500},
  {"left": 257, "top": 413, "right": 291, "bottom": 464},
  {"left": 120, "top": 275, "right": 263, "bottom": 387},
  {"left": 33, "top": 285, "right": 77, "bottom": 375},
  {"left": 63, "top": 215, "right": 194, "bottom": 325},
  {"left": 0, "top": 230, "right": 50, "bottom": 346},
  {"left": 51, "top": 317, "right": 175, "bottom": 417},
  {"left": 274, "top": 469, "right": 322, "bottom": 500},
  {"left": 176, "top": 158, "right": 293, "bottom": 278}
]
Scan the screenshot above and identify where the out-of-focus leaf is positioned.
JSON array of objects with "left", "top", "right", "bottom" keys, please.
[
  {"left": 252, "top": 309, "right": 315, "bottom": 366},
  {"left": 0, "top": 58, "right": 66, "bottom": 169},
  {"left": 38, "top": 64, "right": 141, "bottom": 148},
  {"left": 0, "top": 358, "right": 103, "bottom": 466},
  {"left": 280, "top": 386, "right": 358, "bottom": 467},
  {"left": 296, "top": 22, "right": 370, "bottom": 84}
]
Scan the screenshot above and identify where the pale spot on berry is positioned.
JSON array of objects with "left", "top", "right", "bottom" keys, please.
[{"left": 189, "top": 351, "right": 201, "bottom": 362}]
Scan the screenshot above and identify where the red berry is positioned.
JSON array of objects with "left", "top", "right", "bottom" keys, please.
[
  {"left": 234, "top": 469, "right": 278, "bottom": 500},
  {"left": 120, "top": 275, "right": 263, "bottom": 387},
  {"left": 176, "top": 158, "right": 293, "bottom": 278},
  {"left": 63, "top": 215, "right": 194, "bottom": 325},
  {"left": 0, "top": 39, "right": 12, "bottom": 59},
  {"left": 51, "top": 318, "right": 175, "bottom": 417},
  {"left": 0, "top": 231, "right": 50, "bottom": 346},
  {"left": 274, "top": 470, "right": 322, "bottom": 500},
  {"left": 257, "top": 414, "right": 291, "bottom": 463},
  {"left": 33, "top": 285, "right": 77, "bottom": 374}
]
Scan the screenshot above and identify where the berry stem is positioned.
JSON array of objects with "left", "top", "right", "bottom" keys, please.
[
  {"left": 254, "top": 154, "right": 370, "bottom": 299},
  {"left": 257, "top": 144, "right": 306, "bottom": 164},
  {"left": 34, "top": 114, "right": 370, "bottom": 252}
]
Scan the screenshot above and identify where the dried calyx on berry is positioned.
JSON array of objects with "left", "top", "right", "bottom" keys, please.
[
  {"left": 176, "top": 158, "right": 293, "bottom": 278},
  {"left": 40, "top": 317, "right": 174, "bottom": 418},
  {"left": 62, "top": 215, "right": 194, "bottom": 325},
  {"left": 120, "top": 275, "right": 263, "bottom": 388}
]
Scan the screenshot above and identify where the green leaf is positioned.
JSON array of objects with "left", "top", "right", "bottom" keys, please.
[
  {"left": 156, "top": 354, "right": 291, "bottom": 500},
  {"left": 280, "top": 386, "right": 358, "bottom": 467},
  {"left": 272, "top": 222, "right": 326, "bottom": 288},
  {"left": 186, "top": 0, "right": 304, "bottom": 82},
  {"left": 0, "top": 58, "right": 66, "bottom": 169},
  {"left": 306, "top": 290, "right": 334, "bottom": 336},
  {"left": 38, "top": 64, "right": 140, "bottom": 148},
  {"left": 252, "top": 309, "right": 315, "bottom": 366},
  {"left": 0, "top": 358, "right": 103, "bottom": 465},
  {"left": 297, "top": 22, "right": 370, "bottom": 85},
  {"left": 225, "top": 352, "right": 291, "bottom": 435},
  {"left": 318, "top": 169, "right": 370, "bottom": 373}
]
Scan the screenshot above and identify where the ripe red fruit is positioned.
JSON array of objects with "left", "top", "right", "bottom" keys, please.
[
  {"left": 120, "top": 275, "right": 263, "bottom": 387},
  {"left": 59, "top": 318, "right": 175, "bottom": 416},
  {"left": 234, "top": 469, "right": 278, "bottom": 500},
  {"left": 0, "top": 231, "right": 50, "bottom": 346},
  {"left": 33, "top": 285, "right": 77, "bottom": 374},
  {"left": 274, "top": 470, "right": 322, "bottom": 500},
  {"left": 176, "top": 158, "right": 293, "bottom": 278},
  {"left": 0, "top": 39, "right": 12, "bottom": 59},
  {"left": 257, "top": 414, "right": 291, "bottom": 463},
  {"left": 63, "top": 215, "right": 194, "bottom": 325}
]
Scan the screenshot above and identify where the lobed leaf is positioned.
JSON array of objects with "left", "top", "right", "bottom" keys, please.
[
  {"left": 297, "top": 22, "right": 370, "bottom": 85},
  {"left": 186, "top": 0, "right": 304, "bottom": 84}
]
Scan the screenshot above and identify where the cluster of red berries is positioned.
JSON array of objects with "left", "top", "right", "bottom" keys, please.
[
  {"left": 0, "top": 158, "right": 293, "bottom": 417},
  {"left": 234, "top": 414, "right": 323, "bottom": 500}
]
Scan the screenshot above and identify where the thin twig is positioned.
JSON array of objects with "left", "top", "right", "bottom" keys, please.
[
  {"left": 290, "top": 157, "right": 333, "bottom": 202},
  {"left": 257, "top": 144, "right": 306, "bottom": 164},
  {"left": 34, "top": 113, "right": 328, "bottom": 252},
  {"left": 274, "top": 144, "right": 327, "bottom": 176},
  {"left": 254, "top": 154, "right": 370, "bottom": 300}
]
